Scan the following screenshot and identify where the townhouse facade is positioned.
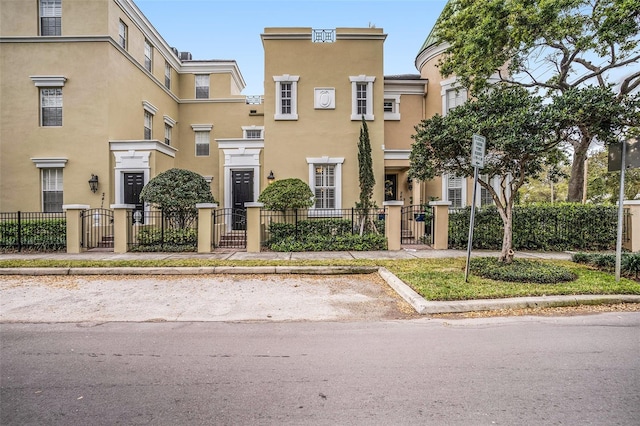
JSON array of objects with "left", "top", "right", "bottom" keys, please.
[{"left": 0, "top": 0, "right": 486, "bottom": 218}]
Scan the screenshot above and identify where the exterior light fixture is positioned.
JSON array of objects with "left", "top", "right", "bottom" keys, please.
[
  {"left": 88, "top": 174, "right": 99, "bottom": 193},
  {"left": 267, "top": 170, "right": 275, "bottom": 183}
]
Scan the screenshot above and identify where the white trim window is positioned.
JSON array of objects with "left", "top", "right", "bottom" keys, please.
[
  {"left": 192, "top": 124, "right": 213, "bottom": 157},
  {"left": 40, "top": 88, "right": 62, "bottom": 127},
  {"left": 383, "top": 95, "right": 401, "bottom": 120},
  {"left": 42, "top": 168, "right": 63, "bottom": 212},
  {"left": 164, "top": 123, "right": 172, "bottom": 145},
  {"left": 274, "top": 75, "right": 299, "bottom": 120},
  {"left": 478, "top": 175, "right": 498, "bottom": 207},
  {"left": 195, "top": 74, "right": 209, "bottom": 99},
  {"left": 441, "top": 77, "right": 467, "bottom": 115},
  {"left": 143, "top": 111, "right": 152, "bottom": 140},
  {"left": 350, "top": 75, "right": 375, "bottom": 120},
  {"left": 144, "top": 39, "right": 153, "bottom": 72},
  {"left": 39, "top": 0, "right": 61, "bottom": 36},
  {"left": 118, "top": 20, "right": 127, "bottom": 50},
  {"left": 443, "top": 174, "right": 465, "bottom": 208},
  {"left": 307, "top": 157, "right": 344, "bottom": 211},
  {"left": 242, "top": 126, "right": 264, "bottom": 139},
  {"left": 164, "top": 61, "right": 172, "bottom": 90}
]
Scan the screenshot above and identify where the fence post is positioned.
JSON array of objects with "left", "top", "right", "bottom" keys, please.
[
  {"left": 430, "top": 201, "right": 452, "bottom": 250},
  {"left": 196, "top": 203, "right": 217, "bottom": 253},
  {"left": 62, "top": 204, "right": 89, "bottom": 254},
  {"left": 623, "top": 200, "right": 640, "bottom": 252},
  {"left": 245, "top": 202, "right": 264, "bottom": 253},
  {"left": 110, "top": 204, "right": 135, "bottom": 253},
  {"left": 383, "top": 201, "right": 403, "bottom": 250}
]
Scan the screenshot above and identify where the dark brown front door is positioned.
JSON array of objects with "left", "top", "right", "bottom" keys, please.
[{"left": 232, "top": 170, "right": 253, "bottom": 230}]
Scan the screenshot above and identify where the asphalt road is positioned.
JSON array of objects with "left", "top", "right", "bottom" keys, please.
[{"left": 2, "top": 314, "right": 639, "bottom": 425}]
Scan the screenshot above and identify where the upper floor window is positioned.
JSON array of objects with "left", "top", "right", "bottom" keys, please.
[
  {"left": 441, "top": 77, "right": 467, "bottom": 115},
  {"left": 144, "top": 111, "right": 152, "bottom": 140},
  {"left": 383, "top": 95, "right": 401, "bottom": 120},
  {"left": 42, "top": 168, "right": 63, "bottom": 212},
  {"left": 350, "top": 75, "right": 375, "bottom": 120},
  {"left": 40, "top": 0, "right": 61, "bottom": 36},
  {"left": 273, "top": 75, "right": 299, "bottom": 120},
  {"left": 195, "top": 75, "right": 209, "bottom": 99},
  {"left": 242, "top": 126, "right": 264, "bottom": 139},
  {"left": 118, "top": 20, "right": 127, "bottom": 50},
  {"left": 164, "top": 62, "right": 172, "bottom": 90},
  {"left": 144, "top": 40, "right": 153, "bottom": 72},
  {"left": 41, "top": 88, "right": 62, "bottom": 127},
  {"left": 164, "top": 115, "right": 175, "bottom": 146},
  {"left": 192, "top": 124, "right": 213, "bottom": 157}
]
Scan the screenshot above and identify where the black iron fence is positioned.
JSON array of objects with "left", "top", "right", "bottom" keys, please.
[
  {"left": 0, "top": 211, "right": 66, "bottom": 252},
  {"left": 212, "top": 208, "right": 247, "bottom": 249},
  {"left": 81, "top": 208, "right": 114, "bottom": 250},
  {"left": 260, "top": 208, "right": 387, "bottom": 251},
  {"left": 448, "top": 204, "right": 622, "bottom": 251},
  {"left": 127, "top": 210, "right": 198, "bottom": 252},
  {"left": 401, "top": 205, "right": 434, "bottom": 245}
]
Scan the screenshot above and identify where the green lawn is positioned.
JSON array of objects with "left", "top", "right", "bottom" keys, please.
[{"left": 1, "top": 257, "right": 638, "bottom": 302}]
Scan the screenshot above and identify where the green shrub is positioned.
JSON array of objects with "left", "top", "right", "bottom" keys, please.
[
  {"left": 449, "top": 203, "right": 617, "bottom": 251},
  {"left": 0, "top": 218, "right": 66, "bottom": 251},
  {"left": 469, "top": 257, "right": 577, "bottom": 283},
  {"left": 257, "top": 178, "right": 314, "bottom": 211},
  {"left": 572, "top": 252, "right": 640, "bottom": 279},
  {"left": 132, "top": 227, "right": 197, "bottom": 251}
]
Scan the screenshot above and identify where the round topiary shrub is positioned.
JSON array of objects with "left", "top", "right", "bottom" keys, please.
[
  {"left": 258, "top": 178, "right": 314, "bottom": 211},
  {"left": 469, "top": 257, "right": 577, "bottom": 284}
]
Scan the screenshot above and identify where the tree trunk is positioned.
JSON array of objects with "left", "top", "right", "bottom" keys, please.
[
  {"left": 567, "top": 136, "right": 591, "bottom": 203},
  {"left": 498, "top": 207, "right": 514, "bottom": 264}
]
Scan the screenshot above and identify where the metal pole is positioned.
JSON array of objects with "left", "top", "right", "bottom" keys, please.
[
  {"left": 615, "top": 140, "right": 627, "bottom": 281},
  {"left": 465, "top": 167, "right": 479, "bottom": 282}
]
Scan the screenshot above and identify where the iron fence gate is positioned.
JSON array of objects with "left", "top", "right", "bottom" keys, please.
[
  {"left": 213, "top": 208, "right": 247, "bottom": 249},
  {"left": 81, "top": 208, "right": 114, "bottom": 250},
  {"left": 401, "top": 205, "right": 433, "bottom": 245}
]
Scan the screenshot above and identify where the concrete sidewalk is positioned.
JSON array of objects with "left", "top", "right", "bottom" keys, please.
[{"left": 2, "top": 249, "right": 639, "bottom": 316}]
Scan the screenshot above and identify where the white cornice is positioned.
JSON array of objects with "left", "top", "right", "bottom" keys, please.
[
  {"left": 336, "top": 33, "right": 387, "bottom": 41},
  {"left": 29, "top": 75, "right": 67, "bottom": 87},
  {"left": 31, "top": 157, "right": 68, "bottom": 168},
  {"left": 109, "top": 140, "right": 177, "bottom": 157},
  {"left": 415, "top": 42, "right": 449, "bottom": 73},
  {"left": 216, "top": 139, "right": 264, "bottom": 150},
  {"left": 191, "top": 124, "right": 213, "bottom": 131},
  {"left": 383, "top": 149, "right": 411, "bottom": 160}
]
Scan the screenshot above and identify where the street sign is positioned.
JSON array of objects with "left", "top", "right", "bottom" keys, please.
[{"left": 471, "top": 134, "right": 486, "bottom": 168}]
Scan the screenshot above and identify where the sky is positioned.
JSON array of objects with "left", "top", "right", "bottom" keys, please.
[{"left": 135, "top": 0, "right": 448, "bottom": 95}]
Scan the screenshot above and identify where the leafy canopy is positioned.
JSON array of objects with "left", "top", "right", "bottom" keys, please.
[
  {"left": 140, "top": 168, "right": 214, "bottom": 227},
  {"left": 257, "top": 178, "right": 314, "bottom": 211}
]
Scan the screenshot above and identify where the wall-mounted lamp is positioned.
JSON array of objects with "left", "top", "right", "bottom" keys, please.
[
  {"left": 407, "top": 176, "right": 413, "bottom": 191},
  {"left": 267, "top": 170, "right": 275, "bottom": 183},
  {"left": 88, "top": 174, "right": 99, "bottom": 193}
]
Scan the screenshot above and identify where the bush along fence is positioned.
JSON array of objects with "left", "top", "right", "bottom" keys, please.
[
  {"left": 0, "top": 211, "right": 66, "bottom": 252},
  {"left": 448, "top": 203, "right": 621, "bottom": 251},
  {"left": 260, "top": 208, "right": 387, "bottom": 252},
  {"left": 5, "top": 200, "right": 640, "bottom": 254}
]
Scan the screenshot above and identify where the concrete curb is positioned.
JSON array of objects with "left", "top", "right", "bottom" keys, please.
[{"left": 1, "top": 265, "right": 638, "bottom": 315}]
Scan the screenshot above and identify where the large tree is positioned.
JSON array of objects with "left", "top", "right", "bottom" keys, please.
[
  {"left": 434, "top": 0, "right": 640, "bottom": 202},
  {"left": 410, "top": 85, "right": 561, "bottom": 263}
]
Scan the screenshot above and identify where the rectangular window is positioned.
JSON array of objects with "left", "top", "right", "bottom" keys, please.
[
  {"left": 118, "top": 20, "right": 127, "bottom": 50},
  {"left": 356, "top": 83, "right": 367, "bottom": 116},
  {"left": 448, "top": 175, "right": 463, "bottom": 208},
  {"left": 164, "top": 124, "right": 172, "bottom": 145},
  {"left": 280, "top": 82, "right": 292, "bottom": 114},
  {"left": 41, "top": 88, "right": 62, "bottom": 126},
  {"left": 314, "top": 165, "right": 335, "bottom": 209},
  {"left": 40, "top": 0, "right": 61, "bottom": 36},
  {"left": 144, "top": 111, "right": 152, "bottom": 140},
  {"left": 144, "top": 39, "right": 153, "bottom": 72},
  {"left": 195, "top": 131, "right": 210, "bottom": 156},
  {"left": 164, "top": 62, "right": 171, "bottom": 90},
  {"left": 480, "top": 175, "right": 494, "bottom": 206},
  {"left": 42, "top": 168, "right": 63, "bottom": 212},
  {"left": 245, "top": 129, "right": 262, "bottom": 139},
  {"left": 383, "top": 100, "right": 394, "bottom": 113},
  {"left": 446, "top": 88, "right": 467, "bottom": 113},
  {"left": 195, "top": 74, "right": 209, "bottom": 99}
]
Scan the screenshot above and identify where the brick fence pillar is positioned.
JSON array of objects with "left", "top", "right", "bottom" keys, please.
[
  {"left": 110, "top": 204, "right": 135, "bottom": 254},
  {"left": 62, "top": 204, "right": 89, "bottom": 254},
  {"left": 623, "top": 200, "right": 640, "bottom": 252},
  {"left": 245, "top": 202, "right": 264, "bottom": 253},
  {"left": 383, "top": 201, "right": 403, "bottom": 251},
  {"left": 196, "top": 203, "right": 217, "bottom": 253},
  {"left": 429, "top": 201, "right": 452, "bottom": 250}
]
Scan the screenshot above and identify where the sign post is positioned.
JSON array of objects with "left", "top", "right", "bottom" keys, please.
[{"left": 465, "top": 135, "right": 486, "bottom": 282}]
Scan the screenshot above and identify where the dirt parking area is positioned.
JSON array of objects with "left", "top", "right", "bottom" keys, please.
[{"left": 0, "top": 273, "right": 419, "bottom": 323}]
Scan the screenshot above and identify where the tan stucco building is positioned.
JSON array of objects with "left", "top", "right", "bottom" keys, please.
[{"left": 0, "top": 0, "right": 483, "bottom": 216}]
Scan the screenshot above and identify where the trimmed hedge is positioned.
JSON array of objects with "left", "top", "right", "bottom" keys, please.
[
  {"left": 449, "top": 203, "right": 617, "bottom": 251},
  {"left": 469, "top": 257, "right": 577, "bottom": 283},
  {"left": 0, "top": 218, "right": 66, "bottom": 251},
  {"left": 266, "top": 218, "right": 387, "bottom": 251},
  {"left": 130, "top": 227, "right": 197, "bottom": 252}
]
